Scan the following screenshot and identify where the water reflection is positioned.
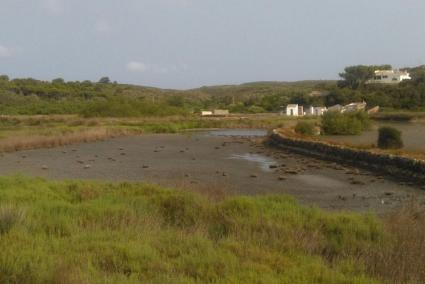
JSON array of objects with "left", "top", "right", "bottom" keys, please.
[{"left": 229, "top": 153, "right": 275, "bottom": 172}]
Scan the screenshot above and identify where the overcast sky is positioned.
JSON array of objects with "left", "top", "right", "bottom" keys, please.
[{"left": 0, "top": 0, "right": 424, "bottom": 89}]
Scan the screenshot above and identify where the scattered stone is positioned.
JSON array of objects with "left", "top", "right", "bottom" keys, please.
[
  {"left": 222, "top": 172, "right": 227, "bottom": 177},
  {"left": 180, "top": 150, "right": 185, "bottom": 153},
  {"left": 350, "top": 180, "right": 366, "bottom": 185},
  {"left": 21, "top": 155, "right": 27, "bottom": 159},
  {"left": 250, "top": 174, "right": 258, "bottom": 178},
  {"left": 385, "top": 192, "right": 394, "bottom": 196},
  {"left": 285, "top": 170, "right": 298, "bottom": 175},
  {"left": 142, "top": 165, "right": 149, "bottom": 169},
  {"left": 62, "top": 151, "right": 67, "bottom": 154},
  {"left": 77, "top": 160, "right": 84, "bottom": 164},
  {"left": 269, "top": 165, "right": 278, "bottom": 169},
  {"left": 84, "top": 164, "right": 91, "bottom": 169},
  {"left": 120, "top": 153, "right": 126, "bottom": 156},
  {"left": 278, "top": 176, "right": 286, "bottom": 181},
  {"left": 215, "top": 147, "right": 220, "bottom": 150},
  {"left": 42, "top": 165, "right": 48, "bottom": 170}
]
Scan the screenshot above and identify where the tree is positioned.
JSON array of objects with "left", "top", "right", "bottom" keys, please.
[
  {"left": 406, "top": 65, "right": 425, "bottom": 84},
  {"left": 98, "top": 77, "right": 111, "bottom": 84},
  {"left": 338, "top": 65, "right": 392, "bottom": 89},
  {"left": 0, "top": 75, "right": 9, "bottom": 82},
  {"left": 52, "top": 78, "right": 65, "bottom": 84}
]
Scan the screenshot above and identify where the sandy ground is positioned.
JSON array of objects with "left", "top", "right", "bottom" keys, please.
[{"left": 0, "top": 131, "right": 424, "bottom": 213}]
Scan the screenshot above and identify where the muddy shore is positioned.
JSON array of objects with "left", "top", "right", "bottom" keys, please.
[{"left": 0, "top": 132, "right": 424, "bottom": 213}]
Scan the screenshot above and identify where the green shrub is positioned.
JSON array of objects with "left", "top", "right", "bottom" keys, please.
[
  {"left": 321, "top": 111, "right": 370, "bottom": 135},
  {"left": 295, "top": 121, "right": 315, "bottom": 135},
  {"left": 378, "top": 127, "right": 403, "bottom": 149}
]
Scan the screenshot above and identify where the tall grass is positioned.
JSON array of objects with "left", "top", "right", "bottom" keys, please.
[
  {"left": 0, "top": 176, "right": 390, "bottom": 283},
  {"left": 0, "top": 128, "right": 132, "bottom": 153},
  {"left": 0, "top": 114, "right": 290, "bottom": 153}
]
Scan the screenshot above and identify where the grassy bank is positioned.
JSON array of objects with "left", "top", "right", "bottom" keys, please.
[
  {"left": 0, "top": 114, "right": 291, "bottom": 153},
  {"left": 0, "top": 176, "right": 424, "bottom": 283},
  {"left": 371, "top": 111, "right": 425, "bottom": 122}
]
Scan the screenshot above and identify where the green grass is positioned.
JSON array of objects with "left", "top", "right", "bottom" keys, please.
[{"left": 0, "top": 176, "right": 386, "bottom": 283}]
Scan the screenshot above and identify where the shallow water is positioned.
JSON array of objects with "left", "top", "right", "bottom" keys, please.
[
  {"left": 0, "top": 132, "right": 424, "bottom": 212},
  {"left": 229, "top": 153, "right": 276, "bottom": 172},
  {"left": 207, "top": 129, "right": 268, "bottom": 137}
]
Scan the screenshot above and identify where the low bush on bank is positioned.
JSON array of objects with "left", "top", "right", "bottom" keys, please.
[
  {"left": 378, "top": 127, "right": 403, "bottom": 149},
  {"left": 321, "top": 111, "right": 370, "bottom": 135},
  {"left": 0, "top": 176, "right": 395, "bottom": 283},
  {"left": 295, "top": 121, "right": 316, "bottom": 135}
]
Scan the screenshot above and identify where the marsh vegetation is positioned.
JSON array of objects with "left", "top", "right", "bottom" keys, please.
[{"left": 0, "top": 176, "right": 424, "bottom": 283}]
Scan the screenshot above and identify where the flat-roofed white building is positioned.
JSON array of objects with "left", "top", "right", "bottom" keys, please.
[
  {"left": 286, "top": 104, "right": 299, "bottom": 116},
  {"left": 368, "top": 70, "right": 411, "bottom": 84},
  {"left": 313, "top": 107, "right": 327, "bottom": 116},
  {"left": 201, "top": 111, "right": 213, "bottom": 117},
  {"left": 305, "top": 106, "right": 327, "bottom": 116}
]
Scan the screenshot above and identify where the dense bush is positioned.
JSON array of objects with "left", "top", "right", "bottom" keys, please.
[
  {"left": 295, "top": 121, "right": 315, "bottom": 135},
  {"left": 321, "top": 111, "right": 370, "bottom": 135},
  {"left": 378, "top": 127, "right": 403, "bottom": 149}
]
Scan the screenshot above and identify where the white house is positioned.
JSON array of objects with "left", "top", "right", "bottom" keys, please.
[
  {"left": 201, "top": 109, "right": 229, "bottom": 117},
  {"left": 213, "top": 109, "right": 229, "bottom": 116},
  {"left": 313, "top": 107, "right": 327, "bottom": 116},
  {"left": 368, "top": 70, "right": 411, "bottom": 84},
  {"left": 201, "top": 111, "right": 213, "bottom": 117},
  {"left": 286, "top": 104, "right": 300, "bottom": 116},
  {"left": 305, "top": 106, "right": 327, "bottom": 116}
]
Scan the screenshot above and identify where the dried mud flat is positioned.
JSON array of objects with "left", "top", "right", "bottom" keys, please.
[{"left": 0, "top": 131, "right": 424, "bottom": 213}]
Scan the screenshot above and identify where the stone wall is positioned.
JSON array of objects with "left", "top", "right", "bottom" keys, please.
[{"left": 269, "top": 130, "right": 425, "bottom": 184}]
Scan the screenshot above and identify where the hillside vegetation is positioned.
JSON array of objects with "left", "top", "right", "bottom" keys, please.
[
  {"left": 1, "top": 65, "right": 425, "bottom": 117},
  {"left": 0, "top": 76, "right": 329, "bottom": 116},
  {"left": 0, "top": 176, "right": 424, "bottom": 283}
]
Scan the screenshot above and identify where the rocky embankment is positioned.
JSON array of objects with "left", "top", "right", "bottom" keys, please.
[{"left": 269, "top": 129, "right": 425, "bottom": 186}]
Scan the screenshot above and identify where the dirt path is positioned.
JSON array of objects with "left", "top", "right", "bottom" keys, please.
[{"left": 0, "top": 132, "right": 424, "bottom": 212}]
